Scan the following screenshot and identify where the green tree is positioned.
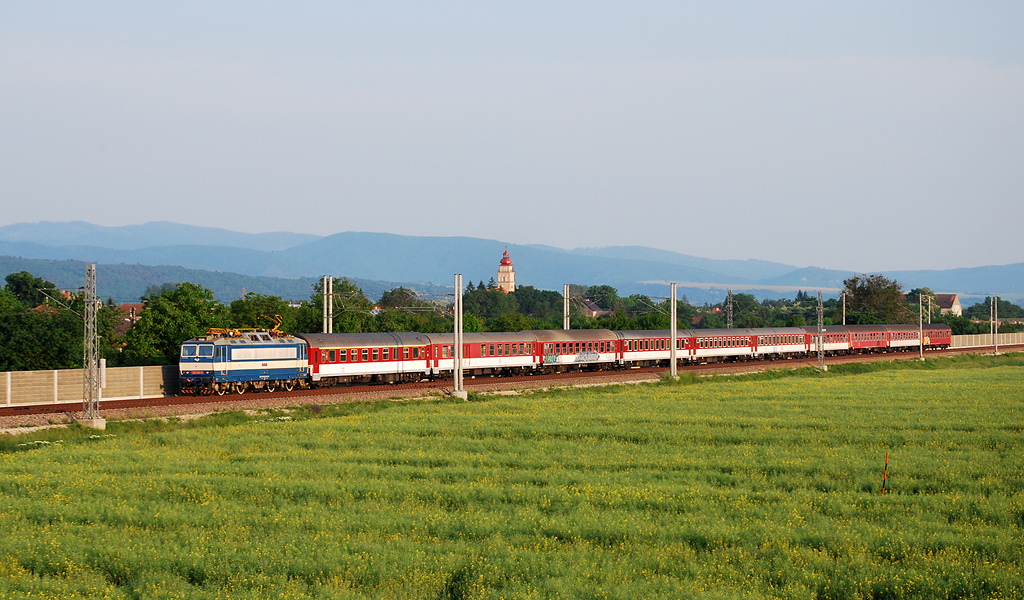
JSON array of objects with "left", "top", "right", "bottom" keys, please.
[
  {"left": 964, "top": 297, "right": 1024, "bottom": 320},
  {"left": 586, "top": 285, "right": 620, "bottom": 310},
  {"left": 488, "top": 313, "right": 532, "bottom": 332},
  {"left": 378, "top": 287, "right": 429, "bottom": 310},
  {"left": 843, "top": 274, "right": 908, "bottom": 324},
  {"left": 513, "top": 286, "right": 563, "bottom": 321},
  {"left": 463, "top": 287, "right": 518, "bottom": 320},
  {"left": 0, "top": 288, "right": 23, "bottom": 316},
  {"left": 4, "top": 271, "right": 59, "bottom": 308},
  {"left": 294, "top": 277, "right": 374, "bottom": 334},
  {"left": 121, "top": 283, "right": 228, "bottom": 365},
  {"left": 0, "top": 309, "right": 82, "bottom": 371},
  {"left": 698, "top": 311, "right": 725, "bottom": 329},
  {"left": 786, "top": 314, "right": 807, "bottom": 327},
  {"left": 463, "top": 313, "right": 483, "bottom": 333},
  {"left": 229, "top": 293, "right": 296, "bottom": 332}
]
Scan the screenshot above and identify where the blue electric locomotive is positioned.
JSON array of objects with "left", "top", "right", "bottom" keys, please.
[{"left": 179, "top": 330, "right": 309, "bottom": 395}]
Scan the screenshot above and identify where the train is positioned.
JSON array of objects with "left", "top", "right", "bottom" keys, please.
[{"left": 178, "top": 323, "right": 953, "bottom": 395}]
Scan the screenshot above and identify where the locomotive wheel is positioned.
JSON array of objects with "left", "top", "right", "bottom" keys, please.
[
  {"left": 266, "top": 382, "right": 276, "bottom": 393},
  {"left": 284, "top": 381, "right": 295, "bottom": 392},
  {"left": 216, "top": 385, "right": 226, "bottom": 396},
  {"left": 234, "top": 383, "right": 246, "bottom": 395}
]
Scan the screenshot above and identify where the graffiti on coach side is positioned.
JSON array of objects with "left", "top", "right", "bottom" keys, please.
[{"left": 543, "top": 352, "right": 600, "bottom": 365}]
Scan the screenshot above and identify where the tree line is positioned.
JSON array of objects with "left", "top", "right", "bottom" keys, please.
[{"left": 1, "top": 270, "right": 1019, "bottom": 371}]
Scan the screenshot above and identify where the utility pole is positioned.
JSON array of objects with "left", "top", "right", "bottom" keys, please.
[
  {"left": 670, "top": 283, "right": 678, "bottom": 379},
  {"left": 990, "top": 296, "right": 994, "bottom": 343},
  {"left": 927, "top": 296, "right": 932, "bottom": 324},
  {"left": 726, "top": 289, "right": 733, "bottom": 329},
  {"left": 994, "top": 295, "right": 1000, "bottom": 355},
  {"left": 919, "top": 293, "right": 924, "bottom": 361},
  {"left": 816, "top": 291, "right": 824, "bottom": 370},
  {"left": 453, "top": 274, "right": 466, "bottom": 399},
  {"left": 81, "top": 264, "right": 105, "bottom": 429},
  {"left": 842, "top": 291, "right": 846, "bottom": 326},
  {"left": 322, "top": 275, "right": 335, "bottom": 333},
  {"left": 563, "top": 284, "right": 570, "bottom": 330},
  {"left": 327, "top": 276, "right": 334, "bottom": 333}
]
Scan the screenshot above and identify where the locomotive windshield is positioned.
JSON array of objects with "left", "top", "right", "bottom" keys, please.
[{"left": 182, "top": 345, "right": 214, "bottom": 358}]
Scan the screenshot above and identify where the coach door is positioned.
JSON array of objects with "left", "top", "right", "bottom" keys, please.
[{"left": 214, "top": 345, "right": 227, "bottom": 377}]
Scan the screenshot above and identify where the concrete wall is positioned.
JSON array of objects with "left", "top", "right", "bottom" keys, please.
[
  {"left": 2, "top": 365, "right": 178, "bottom": 407},
  {"left": 951, "top": 333, "right": 1024, "bottom": 348}
]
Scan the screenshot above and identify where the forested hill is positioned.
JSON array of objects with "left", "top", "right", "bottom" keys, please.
[
  {"left": 1, "top": 222, "right": 1022, "bottom": 302},
  {"left": 0, "top": 256, "right": 447, "bottom": 305}
]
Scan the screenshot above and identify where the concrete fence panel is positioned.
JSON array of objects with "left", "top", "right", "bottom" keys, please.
[
  {"left": 951, "top": 333, "right": 1024, "bottom": 348},
  {"left": 3, "top": 364, "right": 179, "bottom": 407}
]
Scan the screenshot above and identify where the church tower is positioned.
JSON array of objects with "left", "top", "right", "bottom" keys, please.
[{"left": 496, "top": 247, "right": 515, "bottom": 293}]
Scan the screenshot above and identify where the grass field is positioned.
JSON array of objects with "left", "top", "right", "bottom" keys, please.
[{"left": 1, "top": 354, "right": 1022, "bottom": 599}]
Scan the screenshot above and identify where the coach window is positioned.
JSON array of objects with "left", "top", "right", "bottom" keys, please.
[
  {"left": 383, "top": 348, "right": 389, "bottom": 361},
  {"left": 412, "top": 347, "right": 420, "bottom": 359},
  {"left": 328, "top": 349, "right": 336, "bottom": 362},
  {"left": 403, "top": 347, "right": 410, "bottom": 360},
  {"left": 340, "top": 350, "right": 348, "bottom": 362},
  {"left": 372, "top": 348, "right": 379, "bottom": 361}
]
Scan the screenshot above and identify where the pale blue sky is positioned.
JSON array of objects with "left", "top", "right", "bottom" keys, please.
[{"left": 2, "top": 2, "right": 1022, "bottom": 271}]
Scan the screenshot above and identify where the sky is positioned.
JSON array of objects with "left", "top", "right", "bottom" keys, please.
[{"left": 2, "top": 2, "right": 1022, "bottom": 272}]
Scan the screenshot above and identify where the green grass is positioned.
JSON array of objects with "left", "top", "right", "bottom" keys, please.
[{"left": 0, "top": 354, "right": 1022, "bottom": 599}]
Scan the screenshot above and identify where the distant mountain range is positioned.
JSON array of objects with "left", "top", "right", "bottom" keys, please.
[{"left": 1, "top": 221, "right": 1021, "bottom": 306}]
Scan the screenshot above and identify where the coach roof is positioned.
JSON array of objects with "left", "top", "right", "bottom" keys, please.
[{"left": 296, "top": 332, "right": 431, "bottom": 348}]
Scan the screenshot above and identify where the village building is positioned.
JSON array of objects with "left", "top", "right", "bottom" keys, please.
[
  {"left": 580, "top": 300, "right": 612, "bottom": 318},
  {"left": 934, "top": 294, "right": 962, "bottom": 317},
  {"left": 496, "top": 248, "right": 516, "bottom": 293}
]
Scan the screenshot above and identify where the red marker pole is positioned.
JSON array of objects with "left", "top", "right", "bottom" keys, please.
[{"left": 881, "top": 452, "right": 889, "bottom": 495}]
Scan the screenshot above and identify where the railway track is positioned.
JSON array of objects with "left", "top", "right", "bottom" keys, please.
[{"left": 1, "top": 344, "right": 1018, "bottom": 424}]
